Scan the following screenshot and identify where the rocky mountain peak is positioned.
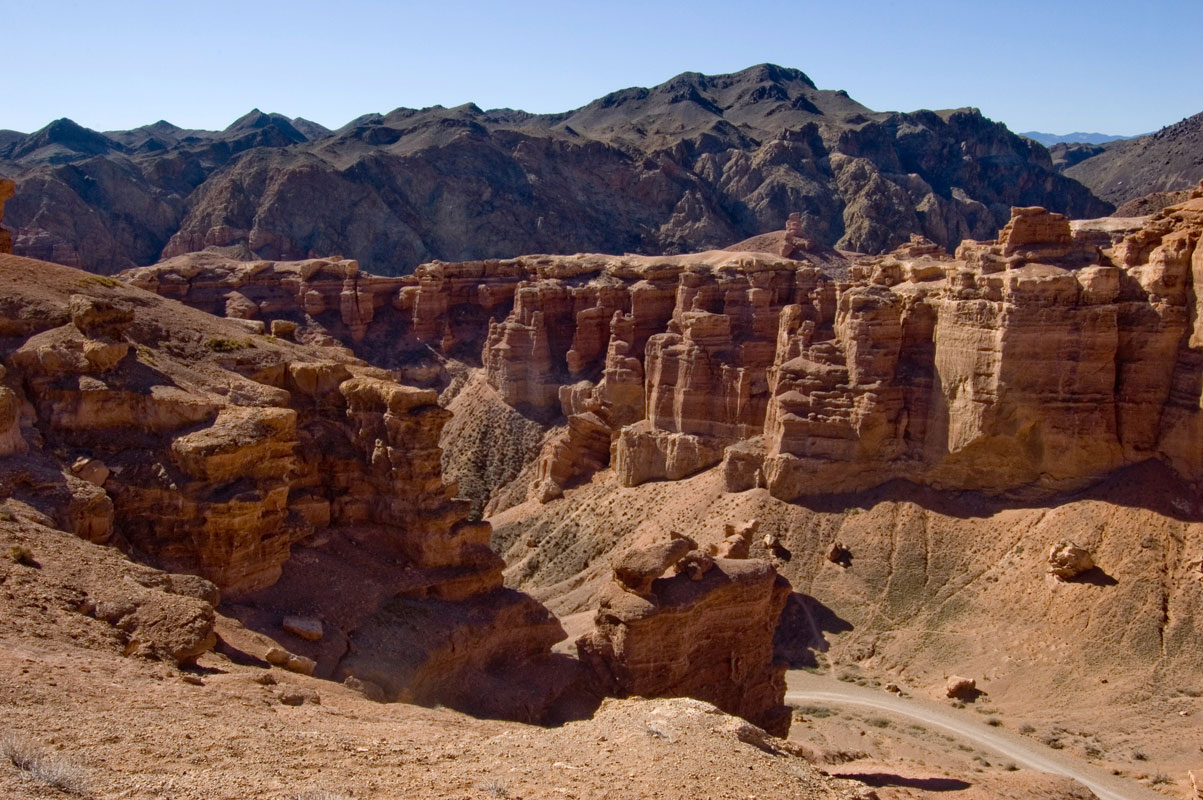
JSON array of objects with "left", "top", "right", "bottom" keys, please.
[{"left": 5, "top": 117, "right": 125, "bottom": 163}]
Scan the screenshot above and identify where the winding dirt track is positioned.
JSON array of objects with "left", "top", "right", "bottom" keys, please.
[{"left": 785, "top": 672, "right": 1166, "bottom": 800}]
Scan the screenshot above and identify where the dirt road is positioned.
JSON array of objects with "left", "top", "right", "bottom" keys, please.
[{"left": 785, "top": 671, "right": 1167, "bottom": 800}]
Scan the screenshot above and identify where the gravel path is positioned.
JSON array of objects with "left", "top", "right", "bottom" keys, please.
[{"left": 785, "top": 671, "right": 1167, "bottom": 800}]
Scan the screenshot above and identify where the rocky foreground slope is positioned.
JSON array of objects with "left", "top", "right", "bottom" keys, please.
[{"left": 1, "top": 64, "right": 1108, "bottom": 275}]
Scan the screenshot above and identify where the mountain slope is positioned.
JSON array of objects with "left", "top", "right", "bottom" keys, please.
[
  {"left": 0, "top": 64, "right": 1109, "bottom": 275},
  {"left": 1064, "top": 111, "right": 1203, "bottom": 204}
]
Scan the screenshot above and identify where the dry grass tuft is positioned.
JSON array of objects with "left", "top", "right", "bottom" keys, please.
[{"left": 0, "top": 733, "right": 91, "bottom": 796}]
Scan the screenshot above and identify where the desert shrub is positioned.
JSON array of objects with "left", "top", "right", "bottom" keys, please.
[
  {"left": 0, "top": 734, "right": 91, "bottom": 796},
  {"left": 7, "top": 545, "right": 34, "bottom": 565},
  {"left": 205, "top": 337, "right": 249, "bottom": 352},
  {"left": 478, "top": 779, "right": 510, "bottom": 797}
]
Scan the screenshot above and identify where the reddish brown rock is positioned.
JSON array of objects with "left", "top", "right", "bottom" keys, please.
[
  {"left": 945, "top": 675, "right": 977, "bottom": 699},
  {"left": 0, "top": 178, "right": 13, "bottom": 254},
  {"left": 0, "top": 253, "right": 570, "bottom": 721},
  {"left": 1047, "top": 541, "right": 1095, "bottom": 581},
  {"left": 578, "top": 542, "right": 792, "bottom": 736},
  {"left": 127, "top": 202, "right": 1203, "bottom": 507}
]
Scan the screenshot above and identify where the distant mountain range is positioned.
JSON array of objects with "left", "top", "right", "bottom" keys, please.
[
  {"left": 1019, "top": 131, "right": 1144, "bottom": 146},
  {"left": 0, "top": 64, "right": 1111, "bottom": 275}
]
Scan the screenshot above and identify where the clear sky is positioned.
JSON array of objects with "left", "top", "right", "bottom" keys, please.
[{"left": 6, "top": 0, "right": 1200, "bottom": 137}]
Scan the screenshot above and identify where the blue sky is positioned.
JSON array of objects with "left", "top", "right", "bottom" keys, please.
[{"left": 7, "top": 0, "right": 1200, "bottom": 136}]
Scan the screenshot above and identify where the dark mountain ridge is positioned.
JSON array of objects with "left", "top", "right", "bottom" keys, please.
[
  {"left": 1062, "top": 111, "right": 1203, "bottom": 205},
  {"left": 0, "top": 63, "right": 1110, "bottom": 275}
]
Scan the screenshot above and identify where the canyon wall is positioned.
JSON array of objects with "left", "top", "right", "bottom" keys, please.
[
  {"left": 0, "top": 254, "right": 566, "bottom": 720},
  {"left": 0, "top": 178, "right": 12, "bottom": 254},
  {"left": 4, "top": 251, "right": 799, "bottom": 730},
  {"left": 123, "top": 189, "right": 1203, "bottom": 508}
]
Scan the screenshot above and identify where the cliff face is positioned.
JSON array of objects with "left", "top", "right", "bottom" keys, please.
[
  {"left": 0, "top": 177, "right": 12, "bottom": 254},
  {"left": 2, "top": 66, "right": 1107, "bottom": 275},
  {"left": 0, "top": 254, "right": 566, "bottom": 719},
  {"left": 123, "top": 188, "right": 1203, "bottom": 508}
]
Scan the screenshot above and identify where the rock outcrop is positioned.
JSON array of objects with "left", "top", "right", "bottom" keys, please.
[
  {"left": 0, "top": 178, "right": 12, "bottom": 254},
  {"left": 4, "top": 65, "right": 1107, "bottom": 276},
  {"left": 945, "top": 675, "right": 977, "bottom": 699},
  {"left": 0, "top": 253, "right": 567, "bottom": 720},
  {"left": 127, "top": 193, "right": 1203, "bottom": 509},
  {"left": 1047, "top": 542, "right": 1095, "bottom": 581},
  {"left": 577, "top": 531, "right": 792, "bottom": 736}
]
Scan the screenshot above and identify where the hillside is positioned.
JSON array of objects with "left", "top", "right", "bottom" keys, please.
[
  {"left": 0, "top": 64, "right": 1109, "bottom": 275},
  {"left": 1064, "top": 111, "right": 1203, "bottom": 204}
]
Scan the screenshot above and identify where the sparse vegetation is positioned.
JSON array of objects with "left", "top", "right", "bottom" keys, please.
[
  {"left": 205, "top": 337, "right": 250, "bottom": 352},
  {"left": 866, "top": 716, "right": 891, "bottom": 729},
  {"left": 1041, "top": 732, "right": 1064, "bottom": 750},
  {"left": 986, "top": 718, "right": 1003, "bottom": 727},
  {"left": 0, "top": 506, "right": 15, "bottom": 521},
  {"left": 0, "top": 733, "right": 91, "bottom": 796},
  {"left": 288, "top": 792, "right": 353, "bottom": 800},
  {"left": 794, "top": 705, "right": 836, "bottom": 719},
  {"left": 8, "top": 544, "right": 34, "bottom": 565},
  {"left": 136, "top": 344, "right": 157, "bottom": 365},
  {"left": 1018, "top": 723, "right": 1035, "bottom": 735},
  {"left": 478, "top": 779, "right": 510, "bottom": 798}
]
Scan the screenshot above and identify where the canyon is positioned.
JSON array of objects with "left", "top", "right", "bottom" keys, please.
[
  {"left": 3, "top": 89, "right": 1203, "bottom": 798},
  {"left": 74, "top": 181, "right": 1203, "bottom": 798}
]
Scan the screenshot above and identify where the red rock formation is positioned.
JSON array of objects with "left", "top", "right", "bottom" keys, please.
[
  {"left": 0, "top": 253, "right": 566, "bottom": 720},
  {"left": 0, "top": 178, "right": 12, "bottom": 254},
  {"left": 577, "top": 532, "right": 791, "bottom": 736},
  {"left": 125, "top": 199, "right": 1203, "bottom": 506}
]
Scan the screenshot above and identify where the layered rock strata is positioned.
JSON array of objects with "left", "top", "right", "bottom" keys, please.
[
  {"left": 576, "top": 531, "right": 792, "bottom": 736},
  {"left": 126, "top": 189, "right": 1203, "bottom": 507},
  {"left": 0, "top": 178, "right": 12, "bottom": 254},
  {"left": 0, "top": 253, "right": 565, "bottom": 719}
]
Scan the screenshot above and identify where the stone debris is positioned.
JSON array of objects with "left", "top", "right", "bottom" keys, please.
[
  {"left": 282, "top": 615, "right": 324, "bottom": 641},
  {"left": 946, "top": 675, "right": 976, "bottom": 699},
  {"left": 1047, "top": 541, "right": 1095, "bottom": 581}
]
